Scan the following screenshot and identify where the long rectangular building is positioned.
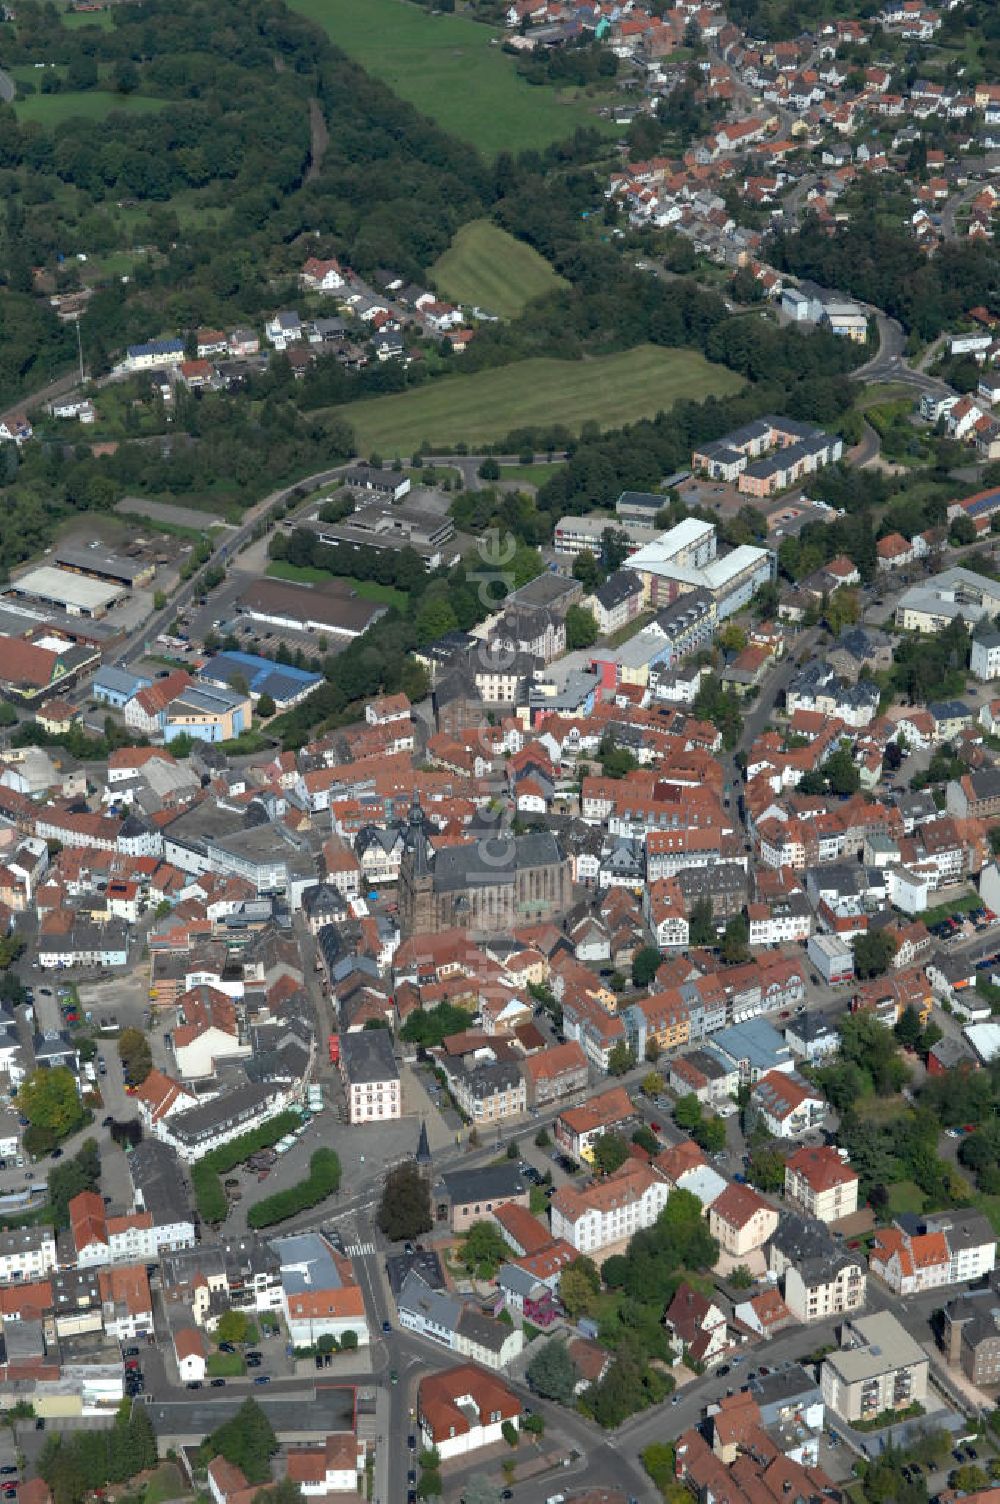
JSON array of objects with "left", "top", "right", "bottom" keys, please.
[{"left": 237, "top": 577, "right": 387, "bottom": 640}]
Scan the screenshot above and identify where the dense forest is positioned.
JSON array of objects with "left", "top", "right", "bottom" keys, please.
[{"left": 0, "top": 0, "right": 489, "bottom": 383}]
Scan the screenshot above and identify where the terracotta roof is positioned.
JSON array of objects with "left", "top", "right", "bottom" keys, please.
[
  {"left": 710, "top": 1180, "right": 775, "bottom": 1229},
  {"left": 419, "top": 1364, "right": 519, "bottom": 1444},
  {"left": 786, "top": 1144, "right": 858, "bottom": 1193},
  {"left": 207, "top": 1459, "right": 250, "bottom": 1501},
  {"left": 174, "top": 1327, "right": 206, "bottom": 1361},
  {"left": 0, "top": 636, "right": 58, "bottom": 690},
  {"left": 521, "top": 1039, "right": 586, "bottom": 1083},
  {"left": 559, "top": 1085, "right": 634, "bottom": 1136},
  {"left": 493, "top": 1202, "right": 553, "bottom": 1256}
]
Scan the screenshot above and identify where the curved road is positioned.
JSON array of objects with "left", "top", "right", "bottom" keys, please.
[{"left": 110, "top": 448, "right": 568, "bottom": 666}]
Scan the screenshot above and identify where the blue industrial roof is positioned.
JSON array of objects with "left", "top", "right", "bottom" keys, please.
[{"left": 199, "top": 652, "right": 322, "bottom": 703}]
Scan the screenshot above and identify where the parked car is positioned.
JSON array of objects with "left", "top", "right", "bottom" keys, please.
[
  {"left": 254, "top": 1376, "right": 271, "bottom": 1385},
  {"left": 210, "top": 1379, "right": 226, "bottom": 1388}
]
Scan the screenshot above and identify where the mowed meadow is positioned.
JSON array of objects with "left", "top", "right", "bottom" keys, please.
[
  {"left": 431, "top": 220, "right": 570, "bottom": 320},
  {"left": 339, "top": 345, "right": 745, "bottom": 454},
  {"left": 286, "top": 0, "right": 616, "bottom": 154}
]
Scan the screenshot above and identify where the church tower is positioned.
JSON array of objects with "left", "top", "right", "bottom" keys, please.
[{"left": 398, "top": 791, "right": 435, "bottom": 937}]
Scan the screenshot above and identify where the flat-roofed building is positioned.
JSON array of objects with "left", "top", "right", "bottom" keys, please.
[
  {"left": 6, "top": 566, "right": 126, "bottom": 619},
  {"left": 306, "top": 489, "right": 457, "bottom": 569},
  {"left": 821, "top": 1311, "right": 928, "bottom": 1424},
  {"left": 236, "top": 577, "right": 387, "bottom": 640},
  {"left": 627, "top": 519, "right": 775, "bottom": 620}
]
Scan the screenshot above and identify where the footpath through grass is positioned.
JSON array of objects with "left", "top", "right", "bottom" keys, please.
[
  {"left": 431, "top": 220, "right": 568, "bottom": 319},
  {"left": 340, "top": 345, "right": 743, "bottom": 453},
  {"left": 285, "top": 0, "right": 616, "bottom": 155}
]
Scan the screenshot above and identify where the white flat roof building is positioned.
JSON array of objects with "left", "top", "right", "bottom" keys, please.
[
  {"left": 6, "top": 566, "right": 127, "bottom": 619},
  {"left": 628, "top": 520, "right": 775, "bottom": 621}
]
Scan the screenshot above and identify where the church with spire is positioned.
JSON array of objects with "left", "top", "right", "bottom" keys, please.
[{"left": 397, "top": 793, "right": 571, "bottom": 938}]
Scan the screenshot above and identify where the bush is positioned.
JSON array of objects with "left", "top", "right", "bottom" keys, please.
[
  {"left": 247, "top": 1148, "right": 342, "bottom": 1229},
  {"left": 501, "top": 1421, "right": 518, "bottom": 1448}
]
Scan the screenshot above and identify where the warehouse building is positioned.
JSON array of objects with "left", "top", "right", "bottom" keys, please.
[
  {"left": 236, "top": 578, "right": 387, "bottom": 641},
  {"left": 6, "top": 566, "right": 127, "bottom": 620},
  {"left": 53, "top": 547, "right": 155, "bottom": 590}
]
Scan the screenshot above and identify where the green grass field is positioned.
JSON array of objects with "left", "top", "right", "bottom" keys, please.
[
  {"left": 285, "top": 0, "right": 615, "bottom": 155},
  {"left": 206, "top": 1351, "right": 245, "bottom": 1378},
  {"left": 339, "top": 345, "right": 743, "bottom": 453},
  {"left": 431, "top": 220, "right": 568, "bottom": 319},
  {"left": 15, "top": 89, "right": 164, "bottom": 124},
  {"left": 61, "top": 7, "right": 115, "bottom": 26},
  {"left": 499, "top": 461, "right": 566, "bottom": 487},
  {"left": 267, "top": 561, "right": 407, "bottom": 609},
  {"left": 887, "top": 1180, "right": 925, "bottom": 1216}
]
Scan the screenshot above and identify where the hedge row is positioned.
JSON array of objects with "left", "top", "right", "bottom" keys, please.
[
  {"left": 191, "top": 1110, "right": 303, "bottom": 1224},
  {"left": 247, "top": 1148, "right": 342, "bottom": 1229}
]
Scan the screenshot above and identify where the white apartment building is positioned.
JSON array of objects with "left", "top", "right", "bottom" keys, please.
[
  {"left": 550, "top": 1163, "right": 669, "bottom": 1254},
  {"left": 0, "top": 1226, "right": 58, "bottom": 1285},
  {"left": 821, "top": 1312, "right": 928, "bottom": 1424},
  {"left": 339, "top": 1031, "right": 401, "bottom": 1125},
  {"left": 784, "top": 1146, "right": 859, "bottom": 1224}
]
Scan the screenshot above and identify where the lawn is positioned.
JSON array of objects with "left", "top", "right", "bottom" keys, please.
[
  {"left": 887, "top": 1180, "right": 925, "bottom": 1216},
  {"left": 266, "top": 561, "right": 407, "bottom": 609},
  {"left": 206, "top": 1351, "right": 245, "bottom": 1378},
  {"left": 431, "top": 220, "right": 568, "bottom": 320},
  {"left": 139, "top": 1464, "right": 186, "bottom": 1504},
  {"left": 855, "top": 1095, "right": 909, "bottom": 1126},
  {"left": 15, "top": 89, "right": 164, "bottom": 124},
  {"left": 61, "top": 7, "right": 115, "bottom": 26},
  {"left": 340, "top": 345, "right": 743, "bottom": 454},
  {"left": 500, "top": 461, "right": 566, "bottom": 487},
  {"left": 285, "top": 0, "right": 617, "bottom": 155}
]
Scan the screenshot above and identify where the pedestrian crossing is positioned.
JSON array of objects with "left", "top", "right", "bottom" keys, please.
[{"left": 345, "top": 1241, "right": 376, "bottom": 1257}]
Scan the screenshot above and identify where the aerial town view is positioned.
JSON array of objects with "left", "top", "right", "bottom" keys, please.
[{"left": 0, "top": 0, "right": 998, "bottom": 1500}]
